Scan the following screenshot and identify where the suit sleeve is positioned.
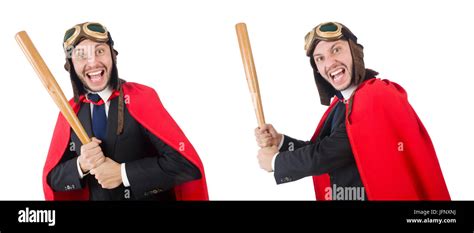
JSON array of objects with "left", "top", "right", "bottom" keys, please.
[
  {"left": 125, "top": 126, "right": 202, "bottom": 199},
  {"left": 274, "top": 122, "right": 354, "bottom": 184},
  {"left": 279, "top": 135, "right": 311, "bottom": 152},
  {"left": 47, "top": 142, "right": 85, "bottom": 192}
]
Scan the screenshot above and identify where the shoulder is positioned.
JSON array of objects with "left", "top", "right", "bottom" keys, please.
[
  {"left": 354, "top": 78, "right": 408, "bottom": 103},
  {"left": 122, "top": 82, "right": 165, "bottom": 109},
  {"left": 122, "top": 82, "right": 162, "bottom": 100},
  {"left": 123, "top": 82, "right": 156, "bottom": 94},
  {"left": 350, "top": 78, "right": 412, "bottom": 115}
]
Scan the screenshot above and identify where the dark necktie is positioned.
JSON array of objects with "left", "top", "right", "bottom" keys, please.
[{"left": 87, "top": 93, "right": 107, "bottom": 140}]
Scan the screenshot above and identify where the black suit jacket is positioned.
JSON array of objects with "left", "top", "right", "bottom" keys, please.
[
  {"left": 274, "top": 101, "right": 365, "bottom": 194},
  {"left": 47, "top": 97, "right": 201, "bottom": 200}
]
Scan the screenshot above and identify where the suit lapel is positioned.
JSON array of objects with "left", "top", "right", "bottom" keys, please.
[
  {"left": 319, "top": 102, "right": 339, "bottom": 137},
  {"left": 71, "top": 103, "right": 93, "bottom": 153},
  {"left": 104, "top": 97, "right": 118, "bottom": 158}
]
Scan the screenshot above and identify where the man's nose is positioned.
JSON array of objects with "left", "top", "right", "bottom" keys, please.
[
  {"left": 324, "top": 56, "right": 337, "bottom": 71},
  {"left": 86, "top": 53, "right": 98, "bottom": 64}
]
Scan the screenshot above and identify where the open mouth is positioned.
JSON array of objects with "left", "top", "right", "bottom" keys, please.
[
  {"left": 329, "top": 68, "right": 345, "bottom": 84},
  {"left": 85, "top": 69, "right": 106, "bottom": 84}
]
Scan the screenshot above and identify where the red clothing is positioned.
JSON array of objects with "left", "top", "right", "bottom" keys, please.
[
  {"left": 43, "top": 82, "right": 208, "bottom": 200},
  {"left": 312, "top": 78, "right": 450, "bottom": 200}
]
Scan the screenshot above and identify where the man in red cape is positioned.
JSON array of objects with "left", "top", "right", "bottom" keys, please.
[
  {"left": 255, "top": 22, "right": 450, "bottom": 200},
  {"left": 43, "top": 22, "right": 208, "bottom": 200}
]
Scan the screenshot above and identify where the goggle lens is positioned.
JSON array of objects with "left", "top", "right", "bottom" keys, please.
[{"left": 86, "top": 23, "right": 106, "bottom": 33}]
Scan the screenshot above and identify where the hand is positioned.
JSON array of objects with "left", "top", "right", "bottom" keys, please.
[
  {"left": 78, "top": 137, "right": 105, "bottom": 173},
  {"left": 257, "top": 146, "right": 279, "bottom": 172},
  {"left": 255, "top": 124, "right": 282, "bottom": 148},
  {"left": 90, "top": 157, "right": 122, "bottom": 189}
]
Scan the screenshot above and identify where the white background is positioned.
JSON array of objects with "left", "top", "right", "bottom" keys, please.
[{"left": 0, "top": 0, "right": 472, "bottom": 200}]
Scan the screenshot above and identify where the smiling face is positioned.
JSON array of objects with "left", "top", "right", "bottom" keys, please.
[
  {"left": 71, "top": 39, "right": 113, "bottom": 92},
  {"left": 313, "top": 40, "right": 353, "bottom": 91}
]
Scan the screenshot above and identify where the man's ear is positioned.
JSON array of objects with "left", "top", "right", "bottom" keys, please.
[{"left": 111, "top": 48, "right": 118, "bottom": 64}]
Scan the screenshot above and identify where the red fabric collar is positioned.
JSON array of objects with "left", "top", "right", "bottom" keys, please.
[{"left": 81, "top": 90, "right": 120, "bottom": 105}]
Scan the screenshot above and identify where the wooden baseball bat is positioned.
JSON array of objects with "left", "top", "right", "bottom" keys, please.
[
  {"left": 15, "top": 31, "right": 91, "bottom": 145},
  {"left": 236, "top": 23, "right": 266, "bottom": 127}
]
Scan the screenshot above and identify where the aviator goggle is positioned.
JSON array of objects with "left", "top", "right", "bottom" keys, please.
[
  {"left": 304, "top": 22, "right": 344, "bottom": 56},
  {"left": 63, "top": 22, "right": 109, "bottom": 51}
]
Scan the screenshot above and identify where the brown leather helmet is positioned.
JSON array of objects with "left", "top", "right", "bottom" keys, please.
[
  {"left": 304, "top": 22, "right": 377, "bottom": 105},
  {"left": 62, "top": 22, "right": 121, "bottom": 103},
  {"left": 62, "top": 22, "right": 125, "bottom": 135}
]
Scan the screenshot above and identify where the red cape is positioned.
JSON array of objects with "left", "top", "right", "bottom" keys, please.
[
  {"left": 43, "top": 82, "right": 208, "bottom": 200},
  {"left": 311, "top": 78, "right": 450, "bottom": 200}
]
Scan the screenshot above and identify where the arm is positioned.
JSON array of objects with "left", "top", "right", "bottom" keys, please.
[
  {"left": 125, "top": 126, "right": 202, "bottom": 199},
  {"left": 254, "top": 124, "right": 309, "bottom": 151},
  {"left": 47, "top": 142, "right": 84, "bottom": 192},
  {"left": 255, "top": 124, "right": 311, "bottom": 172},
  {"left": 279, "top": 135, "right": 310, "bottom": 152},
  {"left": 274, "top": 122, "right": 354, "bottom": 184}
]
